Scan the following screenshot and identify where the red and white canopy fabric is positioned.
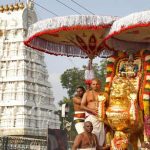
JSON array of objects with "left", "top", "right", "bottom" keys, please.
[
  {"left": 24, "top": 15, "right": 117, "bottom": 59},
  {"left": 104, "top": 10, "right": 150, "bottom": 53}
]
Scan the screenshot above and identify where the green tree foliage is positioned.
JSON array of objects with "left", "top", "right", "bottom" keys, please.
[
  {"left": 60, "top": 59, "right": 107, "bottom": 98},
  {"left": 60, "top": 67, "right": 85, "bottom": 98}
]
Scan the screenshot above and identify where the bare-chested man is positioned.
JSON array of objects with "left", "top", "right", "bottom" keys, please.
[
  {"left": 72, "top": 121, "right": 100, "bottom": 150},
  {"left": 73, "top": 86, "right": 85, "bottom": 134},
  {"left": 81, "top": 78, "right": 108, "bottom": 147}
]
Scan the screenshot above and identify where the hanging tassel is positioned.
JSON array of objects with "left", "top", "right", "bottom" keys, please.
[{"left": 84, "top": 59, "right": 95, "bottom": 89}]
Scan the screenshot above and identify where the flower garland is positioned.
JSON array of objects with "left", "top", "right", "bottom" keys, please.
[
  {"left": 105, "top": 55, "right": 117, "bottom": 93},
  {"left": 111, "top": 135, "right": 128, "bottom": 150},
  {"left": 129, "top": 93, "right": 138, "bottom": 122},
  {"left": 141, "top": 50, "right": 150, "bottom": 141},
  {"left": 84, "top": 68, "right": 95, "bottom": 87},
  {"left": 144, "top": 116, "right": 150, "bottom": 141},
  {"left": 97, "top": 95, "right": 106, "bottom": 121},
  {"left": 104, "top": 10, "right": 150, "bottom": 51}
]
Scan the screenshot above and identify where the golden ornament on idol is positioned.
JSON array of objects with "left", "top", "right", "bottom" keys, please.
[{"left": 97, "top": 95, "right": 106, "bottom": 121}]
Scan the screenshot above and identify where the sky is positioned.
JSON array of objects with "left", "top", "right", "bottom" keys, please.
[{"left": 1, "top": 0, "right": 150, "bottom": 105}]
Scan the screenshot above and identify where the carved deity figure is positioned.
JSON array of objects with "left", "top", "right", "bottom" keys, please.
[
  {"left": 106, "top": 54, "right": 144, "bottom": 150},
  {"left": 119, "top": 54, "right": 139, "bottom": 78}
]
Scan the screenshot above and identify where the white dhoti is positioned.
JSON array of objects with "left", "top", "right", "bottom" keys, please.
[
  {"left": 85, "top": 113, "right": 105, "bottom": 146},
  {"left": 74, "top": 111, "right": 85, "bottom": 134}
]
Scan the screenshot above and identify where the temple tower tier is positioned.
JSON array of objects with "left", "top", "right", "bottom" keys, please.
[{"left": 0, "top": 2, "right": 60, "bottom": 137}]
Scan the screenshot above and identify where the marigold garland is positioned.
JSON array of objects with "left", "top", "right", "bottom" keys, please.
[
  {"left": 141, "top": 52, "right": 150, "bottom": 141},
  {"left": 105, "top": 55, "right": 117, "bottom": 93}
]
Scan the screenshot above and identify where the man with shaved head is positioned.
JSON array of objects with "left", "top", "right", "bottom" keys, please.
[
  {"left": 72, "top": 121, "right": 100, "bottom": 150},
  {"left": 81, "top": 78, "right": 108, "bottom": 147}
]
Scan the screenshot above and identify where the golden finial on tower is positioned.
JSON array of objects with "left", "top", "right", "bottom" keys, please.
[
  {"left": 4, "top": 5, "right": 9, "bottom": 12},
  {"left": 14, "top": 3, "right": 19, "bottom": 11},
  {"left": 0, "top": 6, "right": 4, "bottom": 13},
  {"left": 19, "top": 2, "right": 24, "bottom": 10},
  {"left": 9, "top": 4, "right": 14, "bottom": 11}
]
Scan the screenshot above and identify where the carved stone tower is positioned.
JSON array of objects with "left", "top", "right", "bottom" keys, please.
[{"left": 0, "top": 2, "right": 60, "bottom": 137}]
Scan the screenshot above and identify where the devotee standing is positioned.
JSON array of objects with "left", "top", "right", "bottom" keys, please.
[
  {"left": 73, "top": 86, "right": 86, "bottom": 134},
  {"left": 81, "top": 78, "right": 108, "bottom": 147},
  {"left": 72, "top": 121, "right": 100, "bottom": 150}
]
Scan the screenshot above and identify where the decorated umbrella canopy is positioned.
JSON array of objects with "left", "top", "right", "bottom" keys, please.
[
  {"left": 24, "top": 15, "right": 116, "bottom": 59},
  {"left": 24, "top": 15, "right": 116, "bottom": 87},
  {"left": 104, "top": 10, "right": 150, "bottom": 142},
  {"left": 104, "top": 10, "right": 150, "bottom": 53}
]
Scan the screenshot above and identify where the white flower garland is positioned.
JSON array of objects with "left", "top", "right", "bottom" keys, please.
[
  {"left": 105, "top": 10, "right": 150, "bottom": 51},
  {"left": 107, "top": 57, "right": 116, "bottom": 63},
  {"left": 145, "top": 55, "right": 150, "bottom": 61},
  {"left": 109, "top": 10, "right": 150, "bottom": 35},
  {"left": 129, "top": 93, "right": 137, "bottom": 121},
  {"left": 97, "top": 95, "right": 106, "bottom": 121},
  {"left": 27, "top": 15, "right": 117, "bottom": 38}
]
